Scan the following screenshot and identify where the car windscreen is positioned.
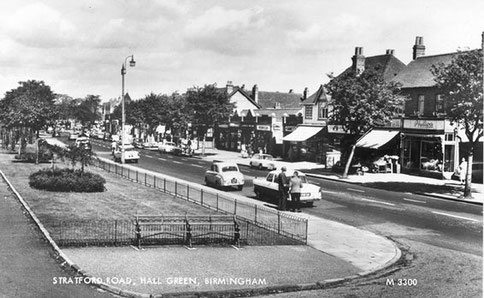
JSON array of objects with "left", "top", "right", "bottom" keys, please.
[{"left": 221, "top": 166, "right": 238, "bottom": 172}]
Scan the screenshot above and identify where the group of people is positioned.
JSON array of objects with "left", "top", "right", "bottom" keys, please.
[{"left": 277, "top": 166, "right": 303, "bottom": 212}]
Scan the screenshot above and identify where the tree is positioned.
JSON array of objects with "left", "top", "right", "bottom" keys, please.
[
  {"left": 432, "top": 49, "right": 483, "bottom": 197},
  {"left": 59, "top": 144, "right": 97, "bottom": 174},
  {"left": 326, "top": 66, "right": 405, "bottom": 178},
  {"left": 74, "top": 95, "right": 102, "bottom": 128},
  {"left": 0, "top": 80, "right": 58, "bottom": 149},
  {"left": 186, "top": 85, "right": 234, "bottom": 139}
]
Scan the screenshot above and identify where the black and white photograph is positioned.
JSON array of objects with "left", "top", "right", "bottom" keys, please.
[{"left": 0, "top": 1, "right": 482, "bottom": 297}]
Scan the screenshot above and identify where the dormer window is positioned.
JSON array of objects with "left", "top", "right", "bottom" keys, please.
[
  {"left": 435, "top": 94, "right": 445, "bottom": 115},
  {"left": 318, "top": 102, "right": 328, "bottom": 119}
]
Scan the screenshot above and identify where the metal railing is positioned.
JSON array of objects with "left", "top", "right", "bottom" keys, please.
[{"left": 93, "top": 158, "right": 308, "bottom": 243}]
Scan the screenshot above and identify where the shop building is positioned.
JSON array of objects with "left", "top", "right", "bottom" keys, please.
[
  {"left": 283, "top": 47, "right": 406, "bottom": 167},
  {"left": 393, "top": 36, "right": 482, "bottom": 179},
  {"left": 215, "top": 82, "right": 303, "bottom": 157}
]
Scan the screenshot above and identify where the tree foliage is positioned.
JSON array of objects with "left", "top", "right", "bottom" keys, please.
[
  {"left": 74, "top": 95, "right": 102, "bottom": 127},
  {"left": 186, "top": 85, "right": 234, "bottom": 136},
  {"left": 432, "top": 49, "right": 483, "bottom": 197},
  {"left": 432, "top": 49, "right": 483, "bottom": 145},
  {"left": 326, "top": 67, "right": 405, "bottom": 137},
  {"left": 0, "top": 80, "right": 58, "bottom": 132}
]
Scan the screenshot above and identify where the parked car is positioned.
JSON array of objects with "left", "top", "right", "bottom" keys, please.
[
  {"left": 132, "top": 138, "right": 143, "bottom": 148},
  {"left": 158, "top": 141, "right": 177, "bottom": 153},
  {"left": 249, "top": 153, "right": 277, "bottom": 170},
  {"left": 113, "top": 144, "right": 140, "bottom": 163},
  {"left": 205, "top": 162, "right": 245, "bottom": 190},
  {"left": 142, "top": 141, "right": 160, "bottom": 151},
  {"left": 253, "top": 169, "right": 322, "bottom": 206}
]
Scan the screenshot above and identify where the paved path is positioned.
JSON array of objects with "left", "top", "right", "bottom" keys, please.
[{"left": 0, "top": 170, "right": 114, "bottom": 298}]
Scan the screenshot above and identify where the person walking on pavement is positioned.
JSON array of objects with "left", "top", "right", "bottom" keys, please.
[
  {"left": 277, "top": 166, "right": 289, "bottom": 211},
  {"left": 458, "top": 157, "right": 468, "bottom": 185},
  {"left": 289, "top": 171, "right": 303, "bottom": 212}
]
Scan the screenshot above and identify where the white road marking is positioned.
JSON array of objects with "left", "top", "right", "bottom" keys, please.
[
  {"left": 403, "top": 198, "right": 426, "bottom": 204},
  {"left": 432, "top": 211, "right": 480, "bottom": 222},
  {"left": 360, "top": 198, "right": 396, "bottom": 206},
  {"left": 347, "top": 188, "right": 365, "bottom": 193},
  {"left": 157, "top": 157, "right": 166, "bottom": 161},
  {"left": 173, "top": 161, "right": 182, "bottom": 164},
  {"left": 192, "top": 164, "right": 205, "bottom": 168}
]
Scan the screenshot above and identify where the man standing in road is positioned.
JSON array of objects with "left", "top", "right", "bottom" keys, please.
[
  {"left": 277, "top": 167, "right": 289, "bottom": 211},
  {"left": 289, "top": 171, "right": 303, "bottom": 212}
]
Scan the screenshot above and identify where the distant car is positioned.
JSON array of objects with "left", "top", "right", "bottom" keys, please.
[
  {"left": 253, "top": 169, "right": 322, "bottom": 207},
  {"left": 205, "top": 162, "right": 245, "bottom": 190},
  {"left": 158, "top": 141, "right": 177, "bottom": 153},
  {"left": 113, "top": 144, "right": 140, "bottom": 163},
  {"left": 142, "top": 141, "right": 160, "bottom": 151},
  {"left": 75, "top": 137, "right": 92, "bottom": 151},
  {"left": 68, "top": 132, "right": 79, "bottom": 140},
  {"left": 249, "top": 153, "right": 277, "bottom": 170},
  {"left": 132, "top": 138, "right": 143, "bottom": 148}
]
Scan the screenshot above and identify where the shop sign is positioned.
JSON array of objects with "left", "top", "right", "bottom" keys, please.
[
  {"left": 404, "top": 119, "right": 444, "bottom": 130},
  {"left": 240, "top": 124, "right": 254, "bottom": 128},
  {"left": 229, "top": 123, "right": 239, "bottom": 127},
  {"left": 257, "top": 125, "right": 271, "bottom": 131},
  {"left": 218, "top": 124, "right": 229, "bottom": 128},
  {"left": 272, "top": 122, "right": 282, "bottom": 131},
  {"left": 327, "top": 125, "right": 348, "bottom": 134}
]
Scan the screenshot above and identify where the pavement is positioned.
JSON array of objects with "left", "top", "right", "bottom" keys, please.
[
  {"left": 195, "top": 147, "right": 484, "bottom": 205},
  {"left": 2, "top": 143, "right": 480, "bottom": 297}
]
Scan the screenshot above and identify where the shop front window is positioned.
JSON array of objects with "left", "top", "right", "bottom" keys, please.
[{"left": 420, "top": 140, "right": 442, "bottom": 172}]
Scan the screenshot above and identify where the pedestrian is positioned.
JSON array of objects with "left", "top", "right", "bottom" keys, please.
[
  {"left": 289, "top": 171, "right": 303, "bottom": 212},
  {"left": 277, "top": 166, "right": 289, "bottom": 211},
  {"left": 111, "top": 141, "right": 117, "bottom": 155},
  {"left": 458, "top": 158, "right": 467, "bottom": 185}
]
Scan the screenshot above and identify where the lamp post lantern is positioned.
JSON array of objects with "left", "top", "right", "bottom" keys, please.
[{"left": 121, "top": 55, "right": 136, "bottom": 163}]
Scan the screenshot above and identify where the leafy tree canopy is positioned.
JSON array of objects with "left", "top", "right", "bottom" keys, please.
[
  {"left": 186, "top": 84, "right": 235, "bottom": 136},
  {"left": 326, "top": 66, "right": 405, "bottom": 138},
  {"left": 432, "top": 49, "right": 483, "bottom": 144},
  {"left": 0, "top": 80, "right": 58, "bottom": 131}
]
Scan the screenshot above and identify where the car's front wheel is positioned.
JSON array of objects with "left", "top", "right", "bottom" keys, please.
[{"left": 237, "top": 185, "right": 243, "bottom": 191}]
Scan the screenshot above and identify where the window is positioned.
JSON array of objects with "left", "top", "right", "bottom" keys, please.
[
  {"left": 435, "top": 94, "right": 445, "bottom": 114},
  {"left": 318, "top": 103, "right": 328, "bottom": 119},
  {"left": 417, "top": 95, "right": 425, "bottom": 115},
  {"left": 305, "top": 106, "right": 313, "bottom": 119}
]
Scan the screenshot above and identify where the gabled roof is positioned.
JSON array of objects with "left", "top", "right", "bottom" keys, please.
[
  {"left": 256, "top": 91, "right": 302, "bottom": 109},
  {"left": 254, "top": 108, "right": 302, "bottom": 118},
  {"left": 302, "top": 85, "right": 331, "bottom": 105},
  {"left": 339, "top": 54, "right": 406, "bottom": 82},
  {"left": 393, "top": 52, "right": 456, "bottom": 88}
]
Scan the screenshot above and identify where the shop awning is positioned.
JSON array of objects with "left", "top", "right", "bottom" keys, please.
[
  {"left": 283, "top": 126, "right": 323, "bottom": 142},
  {"left": 356, "top": 129, "right": 399, "bottom": 149}
]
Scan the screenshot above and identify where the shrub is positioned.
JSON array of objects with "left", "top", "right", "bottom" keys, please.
[{"left": 29, "top": 168, "right": 106, "bottom": 192}]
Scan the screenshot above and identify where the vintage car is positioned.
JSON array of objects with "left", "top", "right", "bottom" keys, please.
[
  {"left": 253, "top": 169, "right": 322, "bottom": 206},
  {"left": 75, "top": 136, "right": 92, "bottom": 151},
  {"left": 113, "top": 144, "right": 140, "bottom": 163},
  {"left": 205, "top": 162, "right": 245, "bottom": 190},
  {"left": 158, "top": 141, "right": 177, "bottom": 153},
  {"left": 249, "top": 153, "right": 277, "bottom": 170},
  {"left": 141, "top": 141, "right": 160, "bottom": 151},
  {"left": 68, "top": 132, "right": 79, "bottom": 140}
]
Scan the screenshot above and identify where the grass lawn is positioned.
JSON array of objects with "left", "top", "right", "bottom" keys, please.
[{"left": 0, "top": 151, "right": 218, "bottom": 225}]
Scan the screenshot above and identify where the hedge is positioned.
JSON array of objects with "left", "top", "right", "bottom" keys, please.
[{"left": 29, "top": 168, "right": 106, "bottom": 192}]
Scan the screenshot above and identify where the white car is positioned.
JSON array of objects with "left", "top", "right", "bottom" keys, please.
[
  {"left": 249, "top": 153, "right": 277, "bottom": 170},
  {"left": 113, "top": 144, "right": 140, "bottom": 163},
  {"left": 158, "top": 141, "right": 177, "bottom": 153},
  {"left": 205, "top": 162, "right": 245, "bottom": 190},
  {"left": 68, "top": 132, "right": 79, "bottom": 140},
  {"left": 253, "top": 169, "right": 322, "bottom": 206}
]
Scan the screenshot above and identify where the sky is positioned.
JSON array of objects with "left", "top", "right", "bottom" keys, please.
[{"left": 0, "top": 0, "right": 483, "bottom": 102}]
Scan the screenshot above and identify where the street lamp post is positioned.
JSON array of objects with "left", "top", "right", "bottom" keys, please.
[{"left": 121, "top": 55, "right": 136, "bottom": 163}]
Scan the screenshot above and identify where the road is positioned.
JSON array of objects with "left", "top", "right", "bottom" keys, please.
[
  {"left": 87, "top": 138, "right": 483, "bottom": 297},
  {"left": 89, "top": 139, "right": 482, "bottom": 256}
]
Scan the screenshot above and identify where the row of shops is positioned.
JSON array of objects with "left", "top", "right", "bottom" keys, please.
[{"left": 215, "top": 115, "right": 480, "bottom": 180}]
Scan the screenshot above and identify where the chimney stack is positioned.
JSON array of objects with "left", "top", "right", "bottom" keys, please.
[
  {"left": 386, "top": 49, "right": 395, "bottom": 55},
  {"left": 413, "top": 36, "right": 425, "bottom": 60},
  {"left": 289, "top": 89, "right": 293, "bottom": 93},
  {"left": 226, "top": 81, "right": 233, "bottom": 94},
  {"left": 352, "top": 47, "right": 365, "bottom": 74},
  {"left": 252, "top": 84, "right": 259, "bottom": 104},
  {"left": 303, "top": 87, "right": 308, "bottom": 100}
]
